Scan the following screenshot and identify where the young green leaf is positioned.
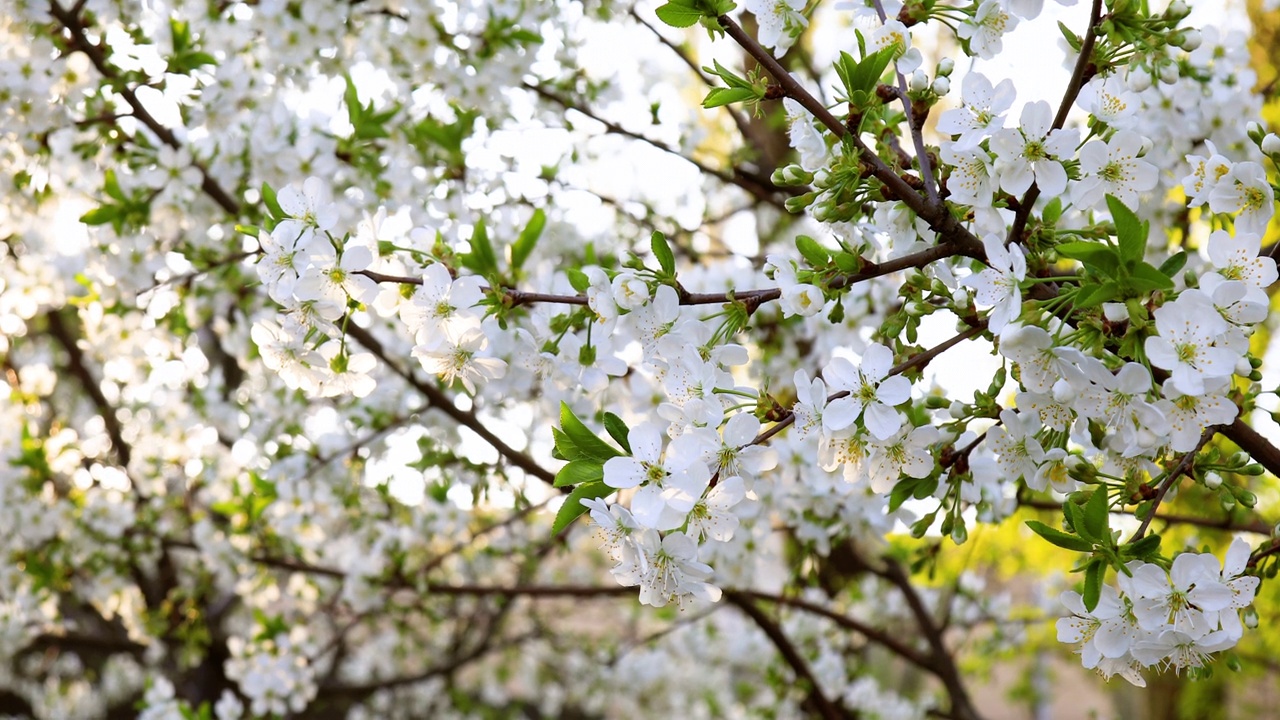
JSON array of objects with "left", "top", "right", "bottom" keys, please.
[
  {"left": 651, "top": 231, "right": 676, "bottom": 276},
  {"left": 1158, "top": 250, "right": 1188, "bottom": 277},
  {"left": 552, "top": 481, "right": 614, "bottom": 535},
  {"left": 1026, "top": 520, "right": 1095, "bottom": 553},
  {"left": 703, "top": 86, "right": 758, "bottom": 109},
  {"left": 460, "top": 219, "right": 499, "bottom": 277},
  {"left": 655, "top": 0, "right": 702, "bottom": 28},
  {"left": 554, "top": 459, "right": 604, "bottom": 488},
  {"left": 1105, "top": 195, "right": 1147, "bottom": 265},
  {"left": 795, "top": 235, "right": 831, "bottom": 267},
  {"left": 603, "top": 412, "right": 632, "bottom": 453},
  {"left": 559, "top": 402, "right": 623, "bottom": 463},
  {"left": 1081, "top": 488, "right": 1110, "bottom": 543},
  {"left": 1056, "top": 241, "right": 1121, "bottom": 277},
  {"left": 1083, "top": 559, "right": 1106, "bottom": 612},
  {"left": 511, "top": 208, "right": 545, "bottom": 270}
]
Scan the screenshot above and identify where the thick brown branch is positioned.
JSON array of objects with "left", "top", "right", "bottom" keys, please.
[
  {"left": 344, "top": 323, "right": 555, "bottom": 484},
  {"left": 724, "top": 591, "right": 850, "bottom": 720},
  {"left": 45, "top": 310, "right": 131, "bottom": 468},
  {"left": 49, "top": 1, "right": 242, "bottom": 217}
]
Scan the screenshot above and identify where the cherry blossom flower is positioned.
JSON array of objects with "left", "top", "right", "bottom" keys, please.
[
  {"left": 989, "top": 100, "right": 1078, "bottom": 196},
  {"left": 1145, "top": 289, "right": 1237, "bottom": 396},
  {"left": 1208, "top": 162, "right": 1275, "bottom": 236},
  {"left": 745, "top": 0, "right": 808, "bottom": 57},
  {"left": 1072, "top": 131, "right": 1159, "bottom": 209},
  {"left": 784, "top": 98, "right": 828, "bottom": 172},
  {"left": 411, "top": 324, "right": 507, "bottom": 394},
  {"left": 1181, "top": 141, "right": 1231, "bottom": 207},
  {"left": 637, "top": 531, "right": 721, "bottom": 607},
  {"left": 1203, "top": 229, "right": 1277, "bottom": 295},
  {"left": 936, "top": 72, "right": 1015, "bottom": 150},
  {"left": 822, "top": 344, "right": 911, "bottom": 439},
  {"left": 957, "top": 0, "right": 1018, "bottom": 59},
  {"left": 964, "top": 235, "right": 1026, "bottom": 333}
]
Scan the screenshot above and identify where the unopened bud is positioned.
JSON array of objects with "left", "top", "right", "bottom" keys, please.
[
  {"left": 949, "top": 400, "right": 968, "bottom": 419},
  {"left": 1204, "top": 471, "right": 1223, "bottom": 489},
  {"left": 931, "top": 77, "right": 951, "bottom": 96},
  {"left": 1159, "top": 62, "right": 1180, "bottom": 84},
  {"left": 1128, "top": 67, "right": 1152, "bottom": 92},
  {"left": 1180, "top": 28, "right": 1202, "bottom": 50},
  {"left": 1248, "top": 121, "right": 1264, "bottom": 139},
  {"left": 937, "top": 57, "right": 955, "bottom": 76},
  {"left": 1166, "top": 0, "right": 1189, "bottom": 18},
  {"left": 909, "top": 69, "right": 929, "bottom": 92},
  {"left": 1262, "top": 133, "right": 1280, "bottom": 155},
  {"left": 951, "top": 521, "right": 968, "bottom": 545},
  {"left": 1244, "top": 607, "right": 1259, "bottom": 629}
]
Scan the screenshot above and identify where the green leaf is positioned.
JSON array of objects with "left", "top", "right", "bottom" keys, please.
[
  {"left": 262, "top": 182, "right": 284, "bottom": 221},
  {"left": 511, "top": 208, "right": 545, "bottom": 270},
  {"left": 103, "top": 168, "right": 126, "bottom": 202},
  {"left": 706, "top": 60, "right": 753, "bottom": 89},
  {"left": 1128, "top": 261, "right": 1174, "bottom": 292},
  {"left": 1042, "top": 197, "right": 1063, "bottom": 226},
  {"left": 79, "top": 206, "right": 118, "bottom": 226},
  {"left": 460, "top": 219, "right": 499, "bottom": 278},
  {"left": 889, "top": 477, "right": 921, "bottom": 512},
  {"left": 833, "top": 251, "right": 861, "bottom": 273},
  {"left": 651, "top": 231, "right": 676, "bottom": 276},
  {"left": 1073, "top": 281, "right": 1120, "bottom": 308},
  {"left": 554, "top": 460, "right": 604, "bottom": 488},
  {"left": 702, "top": 86, "right": 758, "bottom": 109},
  {"left": 552, "top": 427, "right": 582, "bottom": 461},
  {"left": 559, "top": 402, "right": 622, "bottom": 463},
  {"left": 1083, "top": 559, "right": 1105, "bottom": 612},
  {"left": 1056, "top": 241, "right": 1121, "bottom": 277},
  {"left": 603, "top": 413, "right": 632, "bottom": 453},
  {"left": 1159, "top": 251, "right": 1188, "bottom": 277},
  {"left": 1081, "top": 488, "right": 1110, "bottom": 543},
  {"left": 552, "top": 481, "right": 614, "bottom": 535},
  {"left": 655, "top": 1, "right": 703, "bottom": 27},
  {"left": 566, "top": 268, "right": 590, "bottom": 292},
  {"left": 1026, "top": 520, "right": 1095, "bottom": 553},
  {"left": 1065, "top": 499, "right": 1092, "bottom": 541},
  {"left": 795, "top": 235, "right": 831, "bottom": 267},
  {"left": 1124, "top": 533, "right": 1162, "bottom": 561},
  {"left": 1058, "top": 21, "right": 1082, "bottom": 51},
  {"left": 1107, "top": 195, "right": 1147, "bottom": 264}
]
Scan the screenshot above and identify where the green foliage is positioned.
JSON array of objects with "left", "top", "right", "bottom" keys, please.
[{"left": 1057, "top": 194, "right": 1174, "bottom": 308}]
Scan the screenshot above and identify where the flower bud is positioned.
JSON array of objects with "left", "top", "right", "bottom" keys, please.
[
  {"left": 909, "top": 69, "right": 929, "bottom": 92},
  {"left": 1244, "top": 607, "right": 1259, "bottom": 629},
  {"left": 1248, "top": 121, "right": 1264, "bottom": 140},
  {"left": 937, "top": 57, "right": 955, "bottom": 76},
  {"left": 1166, "top": 0, "right": 1189, "bottom": 18},
  {"left": 1237, "top": 489, "right": 1258, "bottom": 507},
  {"left": 1158, "top": 61, "right": 1180, "bottom": 84},
  {"left": 931, "top": 77, "right": 951, "bottom": 96},
  {"left": 1236, "top": 357, "right": 1253, "bottom": 376},
  {"left": 949, "top": 400, "right": 967, "bottom": 419},
  {"left": 1127, "top": 67, "right": 1152, "bottom": 92},
  {"left": 1180, "top": 28, "right": 1202, "bottom": 50},
  {"left": 1262, "top": 133, "right": 1280, "bottom": 155},
  {"left": 1204, "top": 471, "right": 1223, "bottom": 489},
  {"left": 950, "top": 521, "right": 968, "bottom": 545}
]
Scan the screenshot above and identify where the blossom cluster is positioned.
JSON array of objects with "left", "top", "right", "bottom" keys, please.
[{"left": 1058, "top": 539, "right": 1260, "bottom": 684}]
